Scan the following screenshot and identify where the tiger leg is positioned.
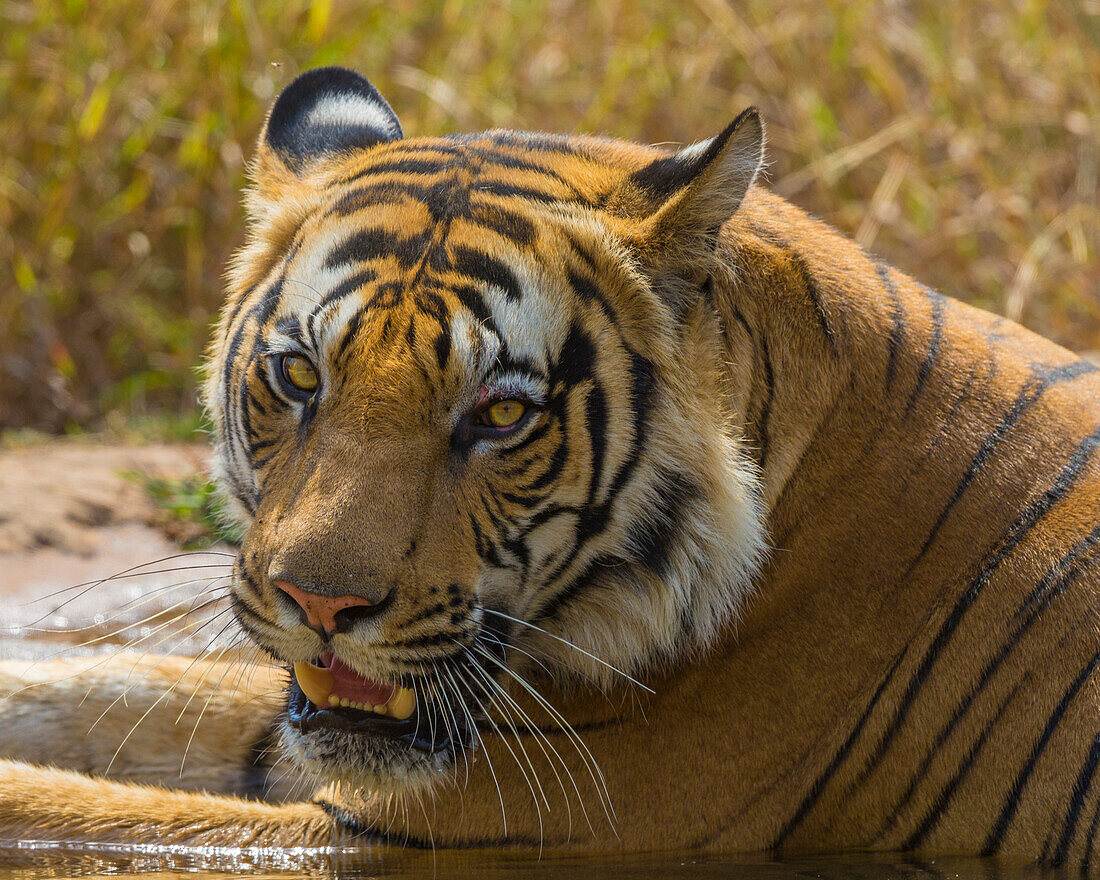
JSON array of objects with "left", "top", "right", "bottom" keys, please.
[
  {"left": 0, "top": 653, "right": 299, "bottom": 798},
  {"left": 0, "top": 759, "right": 335, "bottom": 847}
]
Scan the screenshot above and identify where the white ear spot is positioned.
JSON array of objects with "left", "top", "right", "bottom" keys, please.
[{"left": 305, "top": 92, "right": 400, "bottom": 137}]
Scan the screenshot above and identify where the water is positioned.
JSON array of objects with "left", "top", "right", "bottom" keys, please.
[{"left": 0, "top": 845, "right": 1060, "bottom": 880}]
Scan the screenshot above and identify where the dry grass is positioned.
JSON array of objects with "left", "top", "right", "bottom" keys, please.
[{"left": 1, "top": 0, "right": 1097, "bottom": 431}]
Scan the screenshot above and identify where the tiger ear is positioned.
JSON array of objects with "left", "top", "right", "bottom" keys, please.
[
  {"left": 612, "top": 108, "right": 764, "bottom": 301},
  {"left": 258, "top": 66, "right": 402, "bottom": 176}
]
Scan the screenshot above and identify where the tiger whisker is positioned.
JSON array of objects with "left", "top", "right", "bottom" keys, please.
[
  {"left": 99, "top": 618, "right": 244, "bottom": 771},
  {"left": 470, "top": 640, "right": 617, "bottom": 830},
  {"left": 461, "top": 657, "right": 549, "bottom": 851},
  {"left": 218, "top": 643, "right": 275, "bottom": 708},
  {"left": 25, "top": 557, "right": 235, "bottom": 620},
  {"left": 452, "top": 657, "right": 546, "bottom": 838},
  {"left": 440, "top": 662, "right": 509, "bottom": 835},
  {"left": 462, "top": 642, "right": 578, "bottom": 839},
  {"left": 110, "top": 605, "right": 238, "bottom": 684},
  {"left": 429, "top": 671, "right": 470, "bottom": 794},
  {"left": 28, "top": 578, "right": 232, "bottom": 636},
  {"left": 481, "top": 608, "right": 654, "bottom": 694},
  {"left": 463, "top": 652, "right": 568, "bottom": 846},
  {"left": 34, "top": 589, "right": 229, "bottom": 651},
  {"left": 173, "top": 633, "right": 255, "bottom": 726},
  {"left": 429, "top": 666, "right": 470, "bottom": 789},
  {"left": 180, "top": 637, "right": 252, "bottom": 775}
]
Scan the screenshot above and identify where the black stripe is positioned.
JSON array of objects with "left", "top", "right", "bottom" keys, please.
[
  {"left": 471, "top": 204, "right": 536, "bottom": 246},
  {"left": 450, "top": 283, "right": 496, "bottom": 333},
  {"left": 906, "top": 376, "right": 1048, "bottom": 573},
  {"left": 332, "top": 180, "right": 435, "bottom": 216},
  {"left": 882, "top": 520, "right": 1100, "bottom": 837},
  {"left": 325, "top": 227, "right": 431, "bottom": 270},
  {"left": 521, "top": 321, "right": 594, "bottom": 490},
  {"left": 530, "top": 350, "right": 655, "bottom": 623},
  {"left": 463, "top": 144, "right": 581, "bottom": 191},
  {"left": 757, "top": 334, "right": 775, "bottom": 470},
  {"left": 306, "top": 269, "right": 376, "bottom": 343},
  {"left": 790, "top": 250, "right": 838, "bottom": 355},
  {"left": 771, "top": 649, "right": 907, "bottom": 848},
  {"left": 1051, "top": 732, "right": 1100, "bottom": 866},
  {"left": 623, "top": 469, "right": 700, "bottom": 577},
  {"left": 585, "top": 381, "right": 609, "bottom": 504},
  {"left": 855, "top": 424, "right": 1100, "bottom": 792},
  {"left": 477, "top": 181, "right": 566, "bottom": 203},
  {"left": 905, "top": 288, "right": 946, "bottom": 415},
  {"left": 1081, "top": 792, "right": 1100, "bottom": 875},
  {"left": 450, "top": 245, "right": 522, "bottom": 301},
  {"left": 432, "top": 326, "right": 451, "bottom": 372},
  {"left": 346, "top": 155, "right": 459, "bottom": 180},
  {"left": 743, "top": 226, "right": 840, "bottom": 355},
  {"left": 470, "top": 514, "right": 503, "bottom": 568},
  {"left": 1016, "top": 523, "right": 1100, "bottom": 621},
  {"left": 569, "top": 269, "right": 607, "bottom": 304},
  {"left": 900, "top": 681, "right": 1021, "bottom": 850},
  {"left": 1032, "top": 359, "right": 1099, "bottom": 385},
  {"left": 334, "top": 309, "right": 364, "bottom": 365},
  {"left": 983, "top": 649, "right": 1100, "bottom": 855},
  {"left": 274, "top": 315, "right": 303, "bottom": 342},
  {"left": 566, "top": 234, "right": 599, "bottom": 274},
  {"left": 315, "top": 799, "right": 386, "bottom": 840},
  {"left": 523, "top": 429, "right": 569, "bottom": 493},
  {"left": 472, "top": 129, "right": 590, "bottom": 157},
  {"left": 876, "top": 262, "right": 906, "bottom": 390}
]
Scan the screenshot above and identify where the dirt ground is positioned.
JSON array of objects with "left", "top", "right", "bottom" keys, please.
[{"left": 0, "top": 442, "right": 234, "bottom": 661}]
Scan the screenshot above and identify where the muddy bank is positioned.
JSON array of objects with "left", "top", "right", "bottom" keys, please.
[{"left": 0, "top": 442, "right": 234, "bottom": 661}]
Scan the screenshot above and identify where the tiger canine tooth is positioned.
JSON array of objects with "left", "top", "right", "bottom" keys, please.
[
  {"left": 387, "top": 686, "right": 415, "bottom": 720},
  {"left": 293, "top": 660, "right": 334, "bottom": 708}
]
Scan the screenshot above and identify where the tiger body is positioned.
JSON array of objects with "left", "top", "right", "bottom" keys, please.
[{"left": 2, "top": 68, "right": 1100, "bottom": 868}]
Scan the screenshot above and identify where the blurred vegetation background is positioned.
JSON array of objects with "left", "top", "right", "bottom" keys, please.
[{"left": 1, "top": 0, "right": 1097, "bottom": 435}]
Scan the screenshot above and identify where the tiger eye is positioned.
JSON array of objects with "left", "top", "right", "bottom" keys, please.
[
  {"left": 485, "top": 400, "right": 526, "bottom": 428},
  {"left": 281, "top": 355, "right": 319, "bottom": 392}
]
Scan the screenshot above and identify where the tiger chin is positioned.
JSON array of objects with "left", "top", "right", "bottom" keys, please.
[{"left": 3, "top": 65, "right": 1100, "bottom": 871}]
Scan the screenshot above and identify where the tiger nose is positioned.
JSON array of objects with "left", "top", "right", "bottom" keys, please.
[{"left": 274, "top": 579, "right": 387, "bottom": 636}]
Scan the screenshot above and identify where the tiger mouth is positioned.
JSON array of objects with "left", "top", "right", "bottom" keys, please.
[{"left": 287, "top": 653, "right": 470, "bottom": 754}]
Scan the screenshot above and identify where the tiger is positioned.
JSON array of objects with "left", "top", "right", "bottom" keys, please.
[{"left": 3, "top": 65, "right": 1100, "bottom": 870}]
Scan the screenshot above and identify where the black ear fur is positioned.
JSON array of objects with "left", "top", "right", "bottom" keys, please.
[
  {"left": 264, "top": 67, "right": 403, "bottom": 173},
  {"left": 626, "top": 107, "right": 763, "bottom": 228}
]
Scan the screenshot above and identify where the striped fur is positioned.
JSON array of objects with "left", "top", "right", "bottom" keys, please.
[{"left": 3, "top": 68, "right": 1100, "bottom": 868}]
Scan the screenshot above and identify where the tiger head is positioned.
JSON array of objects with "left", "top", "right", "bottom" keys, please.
[{"left": 204, "top": 68, "right": 768, "bottom": 791}]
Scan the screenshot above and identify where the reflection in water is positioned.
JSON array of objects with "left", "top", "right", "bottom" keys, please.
[{"left": 0, "top": 844, "right": 1059, "bottom": 880}]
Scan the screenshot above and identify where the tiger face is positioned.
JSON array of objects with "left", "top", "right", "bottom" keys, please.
[{"left": 204, "top": 68, "right": 769, "bottom": 790}]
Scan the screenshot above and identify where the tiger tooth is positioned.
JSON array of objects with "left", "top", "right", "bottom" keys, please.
[
  {"left": 387, "top": 686, "right": 416, "bottom": 720},
  {"left": 293, "top": 660, "right": 335, "bottom": 708}
]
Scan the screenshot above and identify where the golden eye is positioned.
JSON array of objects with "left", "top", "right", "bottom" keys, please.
[
  {"left": 280, "top": 354, "right": 319, "bottom": 393},
  {"left": 484, "top": 399, "right": 526, "bottom": 428}
]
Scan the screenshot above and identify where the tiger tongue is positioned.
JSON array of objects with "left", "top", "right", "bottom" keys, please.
[{"left": 323, "top": 652, "right": 397, "bottom": 707}]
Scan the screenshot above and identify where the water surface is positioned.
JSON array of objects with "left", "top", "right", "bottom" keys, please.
[{"left": 0, "top": 845, "right": 1061, "bottom": 880}]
